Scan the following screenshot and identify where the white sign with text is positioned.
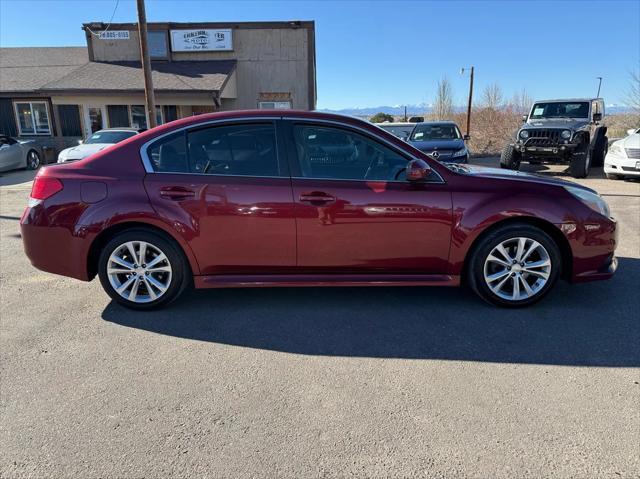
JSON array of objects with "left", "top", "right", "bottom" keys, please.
[
  {"left": 99, "top": 31, "right": 130, "bottom": 40},
  {"left": 170, "top": 29, "right": 233, "bottom": 52}
]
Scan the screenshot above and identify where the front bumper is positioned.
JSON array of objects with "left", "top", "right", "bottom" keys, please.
[
  {"left": 604, "top": 151, "right": 640, "bottom": 176},
  {"left": 515, "top": 141, "right": 577, "bottom": 159}
]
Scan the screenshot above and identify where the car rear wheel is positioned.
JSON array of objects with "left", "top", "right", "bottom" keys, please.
[
  {"left": 467, "top": 224, "right": 561, "bottom": 307},
  {"left": 26, "top": 150, "right": 41, "bottom": 170},
  {"left": 98, "top": 229, "right": 190, "bottom": 310}
]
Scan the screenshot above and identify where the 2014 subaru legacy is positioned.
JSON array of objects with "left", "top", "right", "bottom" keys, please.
[{"left": 20, "top": 111, "right": 617, "bottom": 310}]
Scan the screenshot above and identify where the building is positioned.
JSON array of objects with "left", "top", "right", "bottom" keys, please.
[{"left": 0, "top": 21, "right": 316, "bottom": 157}]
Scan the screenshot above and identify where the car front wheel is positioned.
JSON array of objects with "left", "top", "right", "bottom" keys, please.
[
  {"left": 468, "top": 224, "right": 561, "bottom": 307},
  {"left": 98, "top": 229, "right": 190, "bottom": 310}
]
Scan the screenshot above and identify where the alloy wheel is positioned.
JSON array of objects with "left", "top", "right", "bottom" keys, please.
[
  {"left": 483, "top": 237, "right": 552, "bottom": 302},
  {"left": 107, "top": 241, "right": 172, "bottom": 303},
  {"left": 28, "top": 151, "right": 40, "bottom": 169}
]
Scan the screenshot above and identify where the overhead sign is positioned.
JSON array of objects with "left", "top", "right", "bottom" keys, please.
[
  {"left": 99, "top": 31, "right": 130, "bottom": 40},
  {"left": 170, "top": 29, "right": 233, "bottom": 52}
]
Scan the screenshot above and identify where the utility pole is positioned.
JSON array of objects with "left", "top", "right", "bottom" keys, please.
[
  {"left": 404, "top": 106, "right": 407, "bottom": 122},
  {"left": 460, "top": 66, "right": 474, "bottom": 138},
  {"left": 137, "top": 0, "right": 157, "bottom": 128},
  {"left": 596, "top": 77, "right": 603, "bottom": 98}
]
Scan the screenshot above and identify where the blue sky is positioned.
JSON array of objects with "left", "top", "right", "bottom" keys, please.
[{"left": 1, "top": 0, "right": 638, "bottom": 109}]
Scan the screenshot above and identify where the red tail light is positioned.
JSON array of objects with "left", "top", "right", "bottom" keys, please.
[{"left": 30, "top": 177, "right": 63, "bottom": 200}]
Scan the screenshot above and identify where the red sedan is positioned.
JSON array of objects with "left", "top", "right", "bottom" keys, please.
[{"left": 20, "top": 111, "right": 617, "bottom": 310}]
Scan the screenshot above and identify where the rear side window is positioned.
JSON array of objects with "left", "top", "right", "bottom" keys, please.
[
  {"left": 187, "top": 123, "right": 280, "bottom": 176},
  {"left": 147, "top": 131, "right": 188, "bottom": 173}
]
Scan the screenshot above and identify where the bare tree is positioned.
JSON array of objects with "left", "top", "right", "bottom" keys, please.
[
  {"left": 625, "top": 69, "right": 640, "bottom": 115},
  {"left": 433, "top": 76, "right": 454, "bottom": 120},
  {"left": 510, "top": 88, "right": 533, "bottom": 114},
  {"left": 480, "top": 83, "right": 504, "bottom": 110}
]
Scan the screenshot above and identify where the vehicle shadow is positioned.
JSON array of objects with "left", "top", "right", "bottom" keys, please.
[
  {"left": 102, "top": 257, "right": 640, "bottom": 367},
  {"left": 0, "top": 168, "right": 37, "bottom": 187}
]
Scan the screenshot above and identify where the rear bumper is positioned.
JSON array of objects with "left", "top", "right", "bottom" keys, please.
[{"left": 20, "top": 204, "right": 92, "bottom": 281}]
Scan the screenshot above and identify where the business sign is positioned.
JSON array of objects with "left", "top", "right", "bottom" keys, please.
[
  {"left": 170, "top": 29, "right": 233, "bottom": 52},
  {"left": 98, "top": 31, "right": 130, "bottom": 40}
]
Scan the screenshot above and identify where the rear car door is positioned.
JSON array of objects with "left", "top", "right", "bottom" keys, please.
[
  {"left": 143, "top": 120, "right": 296, "bottom": 275},
  {"left": 284, "top": 120, "right": 453, "bottom": 273}
]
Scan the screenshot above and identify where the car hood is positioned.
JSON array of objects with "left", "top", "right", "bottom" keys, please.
[
  {"left": 616, "top": 133, "right": 640, "bottom": 148},
  {"left": 408, "top": 138, "right": 465, "bottom": 151},
  {"left": 60, "top": 143, "right": 113, "bottom": 158},
  {"left": 448, "top": 164, "right": 594, "bottom": 192},
  {"left": 523, "top": 118, "right": 589, "bottom": 130}
]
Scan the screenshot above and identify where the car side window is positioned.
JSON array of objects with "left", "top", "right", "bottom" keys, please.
[
  {"left": 187, "top": 123, "right": 280, "bottom": 177},
  {"left": 148, "top": 131, "right": 189, "bottom": 173},
  {"left": 292, "top": 124, "right": 408, "bottom": 181}
]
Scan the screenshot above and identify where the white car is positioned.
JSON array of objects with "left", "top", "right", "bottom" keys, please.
[
  {"left": 604, "top": 128, "right": 640, "bottom": 180},
  {"left": 57, "top": 128, "right": 143, "bottom": 163}
]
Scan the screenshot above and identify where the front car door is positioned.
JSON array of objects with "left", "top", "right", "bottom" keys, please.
[
  {"left": 284, "top": 120, "right": 453, "bottom": 273},
  {"left": 142, "top": 120, "right": 296, "bottom": 275}
]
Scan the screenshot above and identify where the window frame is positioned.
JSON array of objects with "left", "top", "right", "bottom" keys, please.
[
  {"left": 148, "top": 30, "right": 169, "bottom": 60},
  {"left": 13, "top": 100, "right": 52, "bottom": 136},
  {"left": 141, "top": 118, "right": 288, "bottom": 179},
  {"left": 284, "top": 120, "right": 445, "bottom": 184}
]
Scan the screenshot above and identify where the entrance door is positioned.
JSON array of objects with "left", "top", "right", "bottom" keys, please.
[
  {"left": 286, "top": 121, "right": 453, "bottom": 273},
  {"left": 84, "top": 105, "right": 105, "bottom": 135},
  {"left": 142, "top": 121, "right": 296, "bottom": 275}
]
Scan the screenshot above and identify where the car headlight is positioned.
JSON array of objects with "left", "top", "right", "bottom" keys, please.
[
  {"left": 519, "top": 130, "right": 529, "bottom": 139},
  {"left": 609, "top": 144, "right": 625, "bottom": 157},
  {"left": 452, "top": 147, "right": 468, "bottom": 158},
  {"left": 561, "top": 130, "right": 571, "bottom": 140},
  {"left": 564, "top": 186, "right": 610, "bottom": 217}
]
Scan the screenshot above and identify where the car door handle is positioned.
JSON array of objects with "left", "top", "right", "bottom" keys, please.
[
  {"left": 159, "top": 187, "right": 195, "bottom": 200},
  {"left": 299, "top": 192, "right": 336, "bottom": 204}
]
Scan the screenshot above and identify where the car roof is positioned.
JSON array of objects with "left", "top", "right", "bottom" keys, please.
[
  {"left": 414, "top": 121, "right": 459, "bottom": 126},
  {"left": 93, "top": 128, "right": 145, "bottom": 133},
  {"left": 377, "top": 122, "right": 415, "bottom": 126},
  {"left": 533, "top": 98, "right": 603, "bottom": 103}
]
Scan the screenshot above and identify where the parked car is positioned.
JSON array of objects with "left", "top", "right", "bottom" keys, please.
[
  {"left": 501, "top": 98, "right": 608, "bottom": 178},
  {"left": 376, "top": 122, "right": 415, "bottom": 141},
  {"left": 407, "top": 121, "right": 469, "bottom": 163},
  {"left": 21, "top": 110, "right": 617, "bottom": 310},
  {"left": 604, "top": 128, "right": 640, "bottom": 180},
  {"left": 0, "top": 135, "right": 42, "bottom": 172},
  {"left": 57, "top": 128, "right": 144, "bottom": 163}
]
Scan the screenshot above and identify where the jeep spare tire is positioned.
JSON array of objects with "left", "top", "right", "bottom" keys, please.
[{"left": 500, "top": 144, "right": 521, "bottom": 170}]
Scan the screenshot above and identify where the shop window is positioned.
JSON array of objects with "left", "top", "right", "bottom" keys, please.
[
  {"left": 130, "top": 105, "right": 148, "bottom": 129},
  {"left": 149, "top": 31, "right": 168, "bottom": 59},
  {"left": 57, "top": 105, "right": 82, "bottom": 137},
  {"left": 14, "top": 101, "right": 51, "bottom": 135},
  {"left": 258, "top": 101, "right": 292, "bottom": 110},
  {"left": 163, "top": 105, "right": 178, "bottom": 122},
  {"left": 107, "top": 105, "right": 130, "bottom": 128}
]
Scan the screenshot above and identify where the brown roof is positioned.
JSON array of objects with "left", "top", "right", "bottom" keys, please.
[
  {"left": 0, "top": 47, "right": 88, "bottom": 92},
  {"left": 1, "top": 46, "right": 236, "bottom": 95},
  {"left": 41, "top": 60, "right": 236, "bottom": 93}
]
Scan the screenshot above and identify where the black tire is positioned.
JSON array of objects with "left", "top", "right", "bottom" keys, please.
[
  {"left": 26, "top": 150, "right": 41, "bottom": 170},
  {"left": 98, "top": 228, "right": 190, "bottom": 310},
  {"left": 568, "top": 141, "right": 591, "bottom": 178},
  {"left": 500, "top": 144, "right": 521, "bottom": 170},
  {"left": 467, "top": 223, "right": 561, "bottom": 308},
  {"left": 591, "top": 135, "right": 608, "bottom": 168}
]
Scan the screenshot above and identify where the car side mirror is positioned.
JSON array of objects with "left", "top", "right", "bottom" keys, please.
[
  {"left": 463, "top": 134, "right": 470, "bottom": 141},
  {"left": 627, "top": 128, "right": 637, "bottom": 136},
  {"left": 522, "top": 115, "right": 528, "bottom": 122},
  {"left": 592, "top": 113, "right": 602, "bottom": 123},
  {"left": 406, "top": 158, "right": 431, "bottom": 182}
]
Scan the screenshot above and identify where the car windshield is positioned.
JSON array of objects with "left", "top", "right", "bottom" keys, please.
[
  {"left": 84, "top": 131, "right": 137, "bottom": 144},
  {"left": 378, "top": 125, "right": 415, "bottom": 138},
  {"left": 529, "top": 102, "right": 589, "bottom": 119},
  {"left": 410, "top": 124, "right": 460, "bottom": 141}
]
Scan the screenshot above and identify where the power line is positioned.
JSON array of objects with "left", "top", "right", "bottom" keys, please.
[{"left": 84, "top": 0, "right": 121, "bottom": 37}]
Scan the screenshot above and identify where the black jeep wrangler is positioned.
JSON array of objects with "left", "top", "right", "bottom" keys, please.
[{"left": 501, "top": 98, "right": 608, "bottom": 178}]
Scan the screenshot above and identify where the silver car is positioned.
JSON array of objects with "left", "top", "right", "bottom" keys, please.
[{"left": 0, "top": 135, "right": 42, "bottom": 172}]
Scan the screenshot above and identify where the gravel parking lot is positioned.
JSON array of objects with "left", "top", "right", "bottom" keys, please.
[{"left": 1, "top": 160, "right": 639, "bottom": 478}]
